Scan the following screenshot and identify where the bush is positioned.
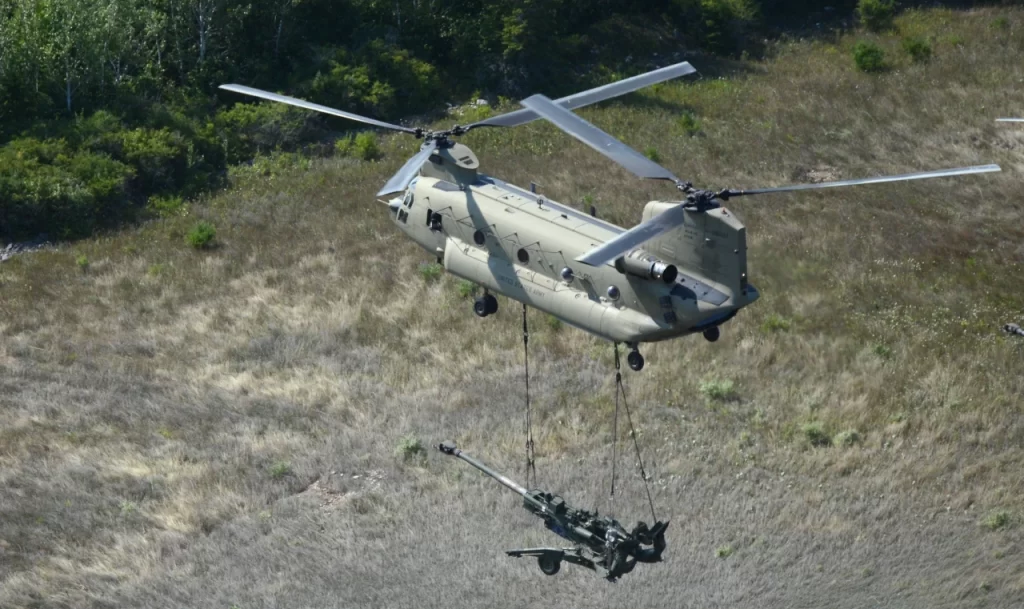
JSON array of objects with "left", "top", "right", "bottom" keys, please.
[
  {"left": 677, "top": 111, "right": 702, "bottom": 136},
  {"left": 761, "top": 313, "right": 791, "bottom": 333},
  {"left": 700, "top": 379, "right": 737, "bottom": 402},
  {"left": 186, "top": 221, "right": 216, "bottom": 249},
  {"left": 418, "top": 262, "right": 443, "bottom": 282},
  {"left": 395, "top": 435, "right": 426, "bottom": 462},
  {"left": 981, "top": 510, "right": 1010, "bottom": 530},
  {"left": 456, "top": 280, "right": 476, "bottom": 298},
  {"left": 902, "top": 37, "right": 932, "bottom": 63},
  {"left": 853, "top": 41, "right": 888, "bottom": 73},
  {"left": 643, "top": 147, "right": 662, "bottom": 162},
  {"left": 802, "top": 421, "right": 831, "bottom": 447},
  {"left": 269, "top": 461, "right": 291, "bottom": 479},
  {"left": 858, "top": 0, "right": 896, "bottom": 32},
  {"left": 215, "top": 101, "right": 319, "bottom": 165},
  {"left": 335, "top": 132, "right": 380, "bottom": 161},
  {"left": 148, "top": 195, "right": 187, "bottom": 218},
  {"left": 833, "top": 429, "right": 862, "bottom": 447}
]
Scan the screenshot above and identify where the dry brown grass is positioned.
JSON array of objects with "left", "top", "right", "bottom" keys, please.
[{"left": 2, "top": 7, "right": 1024, "bottom": 608}]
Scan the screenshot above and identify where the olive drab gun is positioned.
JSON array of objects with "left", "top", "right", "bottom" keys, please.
[
  {"left": 438, "top": 441, "right": 668, "bottom": 581},
  {"left": 220, "top": 64, "right": 1000, "bottom": 371}
]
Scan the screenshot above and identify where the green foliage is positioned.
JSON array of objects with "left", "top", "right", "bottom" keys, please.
[
  {"left": 335, "top": 132, "right": 380, "bottom": 161},
  {"left": 853, "top": 41, "right": 888, "bottom": 73},
  {"left": 802, "top": 421, "right": 831, "bottom": 447},
  {"left": 75, "top": 255, "right": 89, "bottom": 272},
  {"left": 872, "top": 343, "right": 892, "bottom": 359},
  {"left": 716, "top": 544, "right": 734, "bottom": 558},
  {"left": 418, "top": 262, "right": 443, "bottom": 283},
  {"left": 761, "top": 313, "right": 791, "bottom": 333},
  {"left": 833, "top": 429, "right": 862, "bottom": 447},
  {"left": 186, "top": 222, "right": 217, "bottom": 249},
  {"left": 981, "top": 510, "right": 1010, "bottom": 530},
  {"left": 700, "top": 379, "right": 737, "bottom": 402},
  {"left": 677, "top": 111, "right": 702, "bottom": 136},
  {"left": 269, "top": 461, "right": 292, "bottom": 480},
  {"left": 456, "top": 280, "right": 477, "bottom": 299},
  {"left": 215, "top": 102, "right": 320, "bottom": 165},
  {"left": 902, "top": 37, "right": 932, "bottom": 63},
  {"left": 644, "top": 147, "right": 662, "bottom": 162},
  {"left": 545, "top": 315, "right": 563, "bottom": 331},
  {"left": 395, "top": 435, "right": 426, "bottom": 462},
  {"left": 858, "top": 0, "right": 896, "bottom": 32},
  {"left": 990, "top": 17, "right": 1010, "bottom": 31},
  {"left": 148, "top": 195, "right": 187, "bottom": 219}
]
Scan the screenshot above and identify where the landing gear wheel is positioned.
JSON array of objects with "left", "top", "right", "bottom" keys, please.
[
  {"left": 484, "top": 294, "right": 498, "bottom": 315},
  {"left": 703, "top": 327, "right": 721, "bottom": 343},
  {"left": 473, "top": 297, "right": 490, "bottom": 318},
  {"left": 627, "top": 350, "right": 645, "bottom": 372},
  {"left": 537, "top": 554, "right": 561, "bottom": 575}
]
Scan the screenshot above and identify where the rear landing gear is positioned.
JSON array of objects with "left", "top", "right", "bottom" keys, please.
[
  {"left": 627, "top": 347, "right": 644, "bottom": 372},
  {"left": 473, "top": 293, "right": 498, "bottom": 318},
  {"left": 703, "top": 327, "right": 721, "bottom": 343}
]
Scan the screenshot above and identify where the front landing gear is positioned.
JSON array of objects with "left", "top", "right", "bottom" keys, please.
[
  {"left": 626, "top": 346, "right": 645, "bottom": 372},
  {"left": 473, "top": 293, "right": 498, "bottom": 318}
]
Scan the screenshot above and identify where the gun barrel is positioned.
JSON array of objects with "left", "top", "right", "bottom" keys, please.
[{"left": 439, "top": 442, "right": 529, "bottom": 497}]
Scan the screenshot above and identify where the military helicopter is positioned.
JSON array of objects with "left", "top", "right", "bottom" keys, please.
[{"left": 220, "top": 62, "right": 1000, "bottom": 372}]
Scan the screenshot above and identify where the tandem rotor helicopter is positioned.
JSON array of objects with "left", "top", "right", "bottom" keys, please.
[{"left": 221, "top": 61, "right": 1000, "bottom": 372}]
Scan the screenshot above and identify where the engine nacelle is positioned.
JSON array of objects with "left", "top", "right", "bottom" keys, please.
[{"left": 615, "top": 249, "right": 678, "bottom": 284}]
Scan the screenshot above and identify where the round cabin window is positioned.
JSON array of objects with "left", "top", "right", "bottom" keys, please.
[
  {"left": 517, "top": 248, "right": 530, "bottom": 264},
  {"left": 473, "top": 230, "right": 485, "bottom": 245},
  {"left": 607, "top": 285, "right": 620, "bottom": 300}
]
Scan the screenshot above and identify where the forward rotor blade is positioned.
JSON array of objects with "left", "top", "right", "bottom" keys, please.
[
  {"left": 466, "top": 62, "right": 696, "bottom": 130},
  {"left": 520, "top": 93, "right": 683, "bottom": 183},
  {"left": 723, "top": 164, "right": 1001, "bottom": 198},
  {"left": 219, "top": 84, "right": 419, "bottom": 135},
  {"left": 997, "top": 118, "right": 1024, "bottom": 123},
  {"left": 576, "top": 205, "right": 688, "bottom": 267},
  {"left": 376, "top": 141, "right": 438, "bottom": 197}
]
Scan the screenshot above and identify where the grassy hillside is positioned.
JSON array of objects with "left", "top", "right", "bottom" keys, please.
[{"left": 2, "top": 6, "right": 1023, "bottom": 608}]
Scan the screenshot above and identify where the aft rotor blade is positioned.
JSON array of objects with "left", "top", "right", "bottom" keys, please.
[
  {"left": 376, "top": 141, "right": 439, "bottom": 197},
  {"left": 722, "top": 164, "right": 1002, "bottom": 198},
  {"left": 219, "top": 84, "right": 419, "bottom": 135},
  {"left": 466, "top": 62, "right": 696, "bottom": 130},
  {"left": 997, "top": 118, "right": 1024, "bottom": 123},
  {"left": 520, "top": 93, "right": 683, "bottom": 183},
  {"left": 576, "top": 205, "right": 688, "bottom": 267}
]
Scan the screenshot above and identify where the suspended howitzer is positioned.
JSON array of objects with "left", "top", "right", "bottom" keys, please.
[{"left": 438, "top": 441, "right": 668, "bottom": 580}]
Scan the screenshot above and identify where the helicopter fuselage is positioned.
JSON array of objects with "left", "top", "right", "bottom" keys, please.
[{"left": 386, "top": 143, "right": 760, "bottom": 348}]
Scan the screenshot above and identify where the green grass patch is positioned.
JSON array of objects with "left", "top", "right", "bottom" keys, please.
[
  {"left": 269, "top": 461, "right": 292, "bottom": 480},
  {"left": 456, "top": 279, "right": 476, "bottom": 298},
  {"left": 761, "top": 313, "right": 791, "bottom": 333},
  {"left": 700, "top": 379, "right": 737, "bottom": 402},
  {"left": 853, "top": 40, "right": 888, "bottom": 73},
  {"left": 833, "top": 429, "right": 862, "bottom": 447},
  {"left": 981, "top": 510, "right": 1010, "bottom": 530},
  {"left": 902, "top": 37, "right": 933, "bottom": 62},
  {"left": 716, "top": 545, "right": 734, "bottom": 558},
  {"left": 185, "top": 222, "right": 216, "bottom": 249},
  {"left": 802, "top": 421, "right": 832, "bottom": 447},
  {"left": 395, "top": 434, "right": 426, "bottom": 462},
  {"left": 418, "top": 262, "right": 443, "bottom": 283}
]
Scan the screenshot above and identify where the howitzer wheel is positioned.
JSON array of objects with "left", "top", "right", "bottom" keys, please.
[{"left": 537, "top": 554, "right": 561, "bottom": 575}]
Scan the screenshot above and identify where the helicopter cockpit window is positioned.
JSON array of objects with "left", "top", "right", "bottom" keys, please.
[{"left": 403, "top": 191, "right": 414, "bottom": 208}]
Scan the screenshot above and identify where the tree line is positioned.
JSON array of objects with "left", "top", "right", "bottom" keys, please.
[{"left": 1, "top": 0, "right": 869, "bottom": 241}]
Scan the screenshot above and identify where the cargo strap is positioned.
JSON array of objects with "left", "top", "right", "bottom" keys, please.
[
  {"left": 523, "top": 303, "right": 537, "bottom": 488},
  {"left": 610, "top": 343, "right": 657, "bottom": 523}
]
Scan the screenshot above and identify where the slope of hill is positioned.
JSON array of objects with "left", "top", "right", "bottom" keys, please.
[{"left": 2, "top": 7, "right": 1023, "bottom": 608}]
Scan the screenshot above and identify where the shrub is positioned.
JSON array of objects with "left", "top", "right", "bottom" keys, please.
[
  {"left": 545, "top": 315, "right": 562, "bottom": 331},
  {"left": 148, "top": 195, "right": 187, "bottom": 218},
  {"left": 395, "top": 434, "right": 425, "bottom": 462},
  {"left": 269, "top": 461, "right": 292, "bottom": 479},
  {"left": 677, "top": 111, "right": 702, "bottom": 136},
  {"left": 990, "top": 17, "right": 1010, "bottom": 31},
  {"left": 700, "top": 379, "right": 737, "bottom": 402},
  {"left": 902, "top": 37, "right": 932, "bottom": 63},
  {"left": 853, "top": 41, "right": 888, "bottom": 73},
  {"left": 761, "top": 313, "right": 791, "bottom": 333},
  {"left": 858, "top": 0, "right": 895, "bottom": 32},
  {"left": 186, "top": 221, "right": 216, "bottom": 249},
  {"left": 418, "top": 262, "right": 443, "bottom": 282},
  {"left": 802, "top": 421, "right": 831, "bottom": 447},
  {"left": 215, "top": 101, "right": 319, "bottom": 165},
  {"left": 872, "top": 343, "right": 892, "bottom": 359},
  {"left": 118, "top": 127, "right": 189, "bottom": 194},
  {"left": 833, "top": 429, "right": 862, "bottom": 447},
  {"left": 75, "top": 255, "right": 89, "bottom": 272},
  {"left": 456, "top": 280, "right": 477, "bottom": 299},
  {"left": 643, "top": 147, "right": 661, "bottom": 162},
  {"left": 716, "top": 545, "right": 734, "bottom": 558},
  {"left": 981, "top": 510, "right": 1010, "bottom": 530},
  {"left": 335, "top": 132, "right": 380, "bottom": 161}
]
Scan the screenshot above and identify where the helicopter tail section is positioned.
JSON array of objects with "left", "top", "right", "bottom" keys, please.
[{"left": 640, "top": 202, "right": 750, "bottom": 304}]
